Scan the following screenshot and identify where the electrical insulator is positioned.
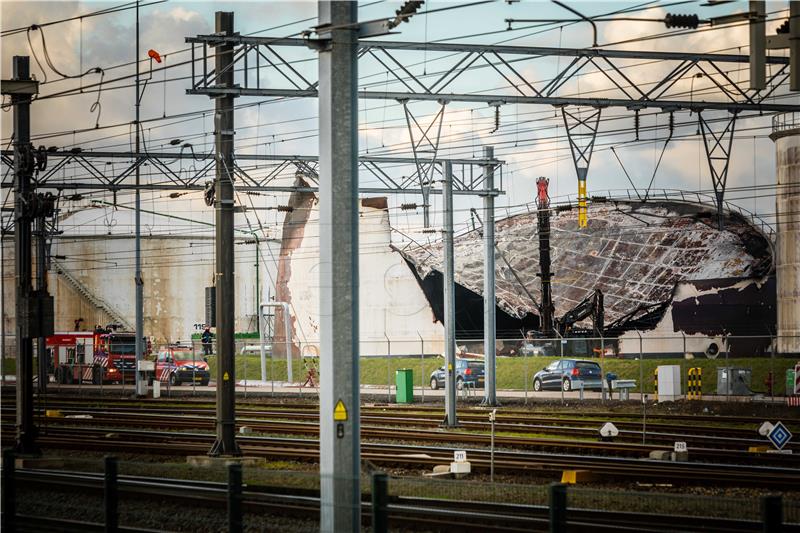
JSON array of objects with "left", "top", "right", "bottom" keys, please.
[
  {"left": 664, "top": 13, "right": 699, "bottom": 29},
  {"left": 276, "top": 205, "right": 294, "bottom": 212},
  {"left": 396, "top": 0, "right": 424, "bottom": 21},
  {"left": 556, "top": 204, "right": 573, "bottom": 213},
  {"left": 634, "top": 110, "right": 640, "bottom": 141},
  {"left": 400, "top": 203, "right": 418, "bottom": 210},
  {"left": 668, "top": 111, "right": 675, "bottom": 134}
]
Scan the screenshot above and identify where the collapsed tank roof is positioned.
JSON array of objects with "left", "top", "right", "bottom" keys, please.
[{"left": 399, "top": 200, "right": 773, "bottom": 328}]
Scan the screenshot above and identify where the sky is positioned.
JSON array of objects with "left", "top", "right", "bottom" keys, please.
[{"left": 0, "top": 0, "right": 797, "bottom": 244}]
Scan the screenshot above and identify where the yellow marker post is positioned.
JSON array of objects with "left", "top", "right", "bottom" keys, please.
[
  {"left": 578, "top": 179, "right": 588, "bottom": 228},
  {"left": 334, "top": 399, "right": 348, "bottom": 421},
  {"left": 223, "top": 371, "right": 229, "bottom": 381}
]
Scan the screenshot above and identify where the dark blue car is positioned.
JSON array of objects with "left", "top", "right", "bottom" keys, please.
[
  {"left": 430, "top": 359, "right": 485, "bottom": 390},
  {"left": 533, "top": 359, "right": 603, "bottom": 392}
]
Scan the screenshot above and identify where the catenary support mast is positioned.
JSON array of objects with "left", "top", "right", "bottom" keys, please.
[
  {"left": 11, "top": 56, "right": 38, "bottom": 455},
  {"left": 443, "top": 161, "right": 458, "bottom": 427},
  {"left": 317, "top": 2, "right": 361, "bottom": 531},
  {"left": 208, "top": 11, "right": 240, "bottom": 457},
  {"left": 482, "top": 146, "right": 497, "bottom": 406}
]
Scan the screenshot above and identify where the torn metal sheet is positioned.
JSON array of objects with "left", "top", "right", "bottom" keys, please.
[{"left": 400, "top": 200, "right": 772, "bottom": 335}]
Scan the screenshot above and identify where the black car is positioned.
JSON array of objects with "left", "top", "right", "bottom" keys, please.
[
  {"left": 430, "top": 359, "right": 485, "bottom": 390},
  {"left": 533, "top": 359, "right": 603, "bottom": 392}
]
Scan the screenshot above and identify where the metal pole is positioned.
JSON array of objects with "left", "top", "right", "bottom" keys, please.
[
  {"left": 12, "top": 55, "right": 38, "bottom": 455},
  {"left": 549, "top": 483, "right": 567, "bottom": 533},
  {"left": 761, "top": 494, "right": 783, "bottom": 533},
  {"left": 482, "top": 146, "right": 497, "bottom": 406},
  {"left": 104, "top": 456, "right": 118, "bottom": 533},
  {"left": 36, "top": 214, "right": 47, "bottom": 393},
  {"left": 134, "top": 0, "right": 145, "bottom": 398},
  {"left": 259, "top": 305, "right": 267, "bottom": 383},
  {"left": 283, "top": 302, "right": 292, "bottom": 384},
  {"left": 443, "top": 161, "right": 457, "bottom": 427},
  {"left": 228, "top": 463, "right": 243, "bottom": 533},
  {"left": 418, "top": 332, "right": 424, "bottom": 402},
  {"left": 318, "top": 2, "right": 360, "bottom": 531},
  {"left": 790, "top": 1, "right": 799, "bottom": 91},
  {"left": 208, "top": 11, "right": 240, "bottom": 457},
  {"left": 558, "top": 330, "right": 565, "bottom": 404},
  {"left": 2, "top": 449, "right": 15, "bottom": 531},
  {"left": 1, "top": 231, "right": 5, "bottom": 384},
  {"left": 490, "top": 409, "right": 496, "bottom": 483},
  {"left": 749, "top": 0, "right": 766, "bottom": 90},
  {"left": 386, "top": 333, "right": 391, "bottom": 403},
  {"left": 371, "top": 472, "right": 388, "bottom": 533}
]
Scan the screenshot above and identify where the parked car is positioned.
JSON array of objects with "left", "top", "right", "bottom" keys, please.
[
  {"left": 430, "top": 359, "right": 485, "bottom": 390},
  {"left": 155, "top": 345, "right": 210, "bottom": 386},
  {"left": 533, "top": 359, "right": 603, "bottom": 392}
]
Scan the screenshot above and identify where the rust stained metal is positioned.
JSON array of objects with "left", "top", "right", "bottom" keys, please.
[{"left": 400, "top": 200, "right": 773, "bottom": 329}]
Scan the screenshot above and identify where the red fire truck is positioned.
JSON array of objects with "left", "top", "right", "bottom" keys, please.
[{"left": 48, "top": 330, "right": 146, "bottom": 384}]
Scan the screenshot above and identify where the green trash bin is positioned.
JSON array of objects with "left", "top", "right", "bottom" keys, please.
[
  {"left": 396, "top": 369, "right": 414, "bottom": 404},
  {"left": 787, "top": 369, "right": 796, "bottom": 396}
]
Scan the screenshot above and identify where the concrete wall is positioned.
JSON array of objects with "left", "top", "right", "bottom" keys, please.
[{"left": 773, "top": 129, "right": 800, "bottom": 355}]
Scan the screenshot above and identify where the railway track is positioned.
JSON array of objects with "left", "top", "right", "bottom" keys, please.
[
  {"left": 3, "top": 424, "right": 799, "bottom": 489},
  {"left": 12, "top": 467, "right": 798, "bottom": 532},
  {"left": 9, "top": 395, "right": 799, "bottom": 461},
  {"left": 7, "top": 408, "right": 799, "bottom": 469}
]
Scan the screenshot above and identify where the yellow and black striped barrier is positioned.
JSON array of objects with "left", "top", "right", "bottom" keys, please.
[
  {"left": 687, "top": 367, "right": 702, "bottom": 400},
  {"left": 653, "top": 368, "right": 658, "bottom": 401}
]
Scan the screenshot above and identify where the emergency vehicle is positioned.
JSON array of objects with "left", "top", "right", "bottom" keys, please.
[
  {"left": 155, "top": 344, "right": 210, "bottom": 386},
  {"left": 47, "top": 330, "right": 145, "bottom": 384}
]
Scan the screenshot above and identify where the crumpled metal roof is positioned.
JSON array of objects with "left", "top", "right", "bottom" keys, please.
[{"left": 400, "top": 200, "right": 772, "bottom": 325}]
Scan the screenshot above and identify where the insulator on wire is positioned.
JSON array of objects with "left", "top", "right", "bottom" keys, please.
[
  {"left": 276, "top": 205, "right": 294, "bottom": 212},
  {"left": 400, "top": 203, "right": 418, "bottom": 211},
  {"left": 491, "top": 106, "right": 501, "bottom": 134},
  {"left": 396, "top": 0, "right": 424, "bottom": 20},
  {"left": 664, "top": 13, "right": 699, "bottom": 29},
  {"left": 634, "top": 110, "right": 640, "bottom": 141},
  {"left": 669, "top": 112, "right": 675, "bottom": 134},
  {"left": 422, "top": 228, "right": 437, "bottom": 234},
  {"left": 556, "top": 204, "right": 573, "bottom": 213}
]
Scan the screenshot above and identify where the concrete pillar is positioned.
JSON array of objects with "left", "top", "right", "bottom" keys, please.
[
  {"left": 317, "top": 1, "right": 361, "bottom": 531},
  {"left": 771, "top": 118, "right": 800, "bottom": 355}
]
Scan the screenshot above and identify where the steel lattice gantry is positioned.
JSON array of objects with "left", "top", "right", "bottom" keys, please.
[
  {"left": 0, "top": 150, "right": 501, "bottom": 194},
  {"left": 182, "top": 32, "right": 795, "bottom": 226},
  {"left": 184, "top": 36, "right": 794, "bottom": 112}
]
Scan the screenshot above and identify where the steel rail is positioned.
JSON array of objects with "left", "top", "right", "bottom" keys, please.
[{"left": 4, "top": 425, "right": 799, "bottom": 488}]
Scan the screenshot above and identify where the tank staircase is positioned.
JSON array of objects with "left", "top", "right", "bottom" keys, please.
[{"left": 51, "top": 258, "right": 133, "bottom": 330}]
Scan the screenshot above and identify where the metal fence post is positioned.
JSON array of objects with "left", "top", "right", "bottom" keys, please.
[
  {"left": 418, "top": 333, "right": 424, "bottom": 403},
  {"left": 2, "top": 449, "right": 15, "bottom": 532},
  {"left": 371, "top": 472, "right": 388, "bottom": 533},
  {"left": 761, "top": 494, "right": 782, "bottom": 533},
  {"left": 549, "top": 482, "right": 567, "bottom": 533},
  {"left": 104, "top": 456, "right": 118, "bottom": 532},
  {"left": 228, "top": 463, "right": 243, "bottom": 533}
]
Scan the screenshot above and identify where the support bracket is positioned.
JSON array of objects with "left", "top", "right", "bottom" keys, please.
[
  {"left": 698, "top": 111, "right": 738, "bottom": 230},
  {"left": 403, "top": 101, "right": 446, "bottom": 228},
  {"left": 561, "top": 107, "right": 601, "bottom": 228}
]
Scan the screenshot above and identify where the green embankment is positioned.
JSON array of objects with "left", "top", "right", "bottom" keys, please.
[{"left": 204, "top": 354, "right": 797, "bottom": 396}]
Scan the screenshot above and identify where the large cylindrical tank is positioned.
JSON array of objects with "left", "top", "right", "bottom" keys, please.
[{"left": 771, "top": 115, "right": 800, "bottom": 355}]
